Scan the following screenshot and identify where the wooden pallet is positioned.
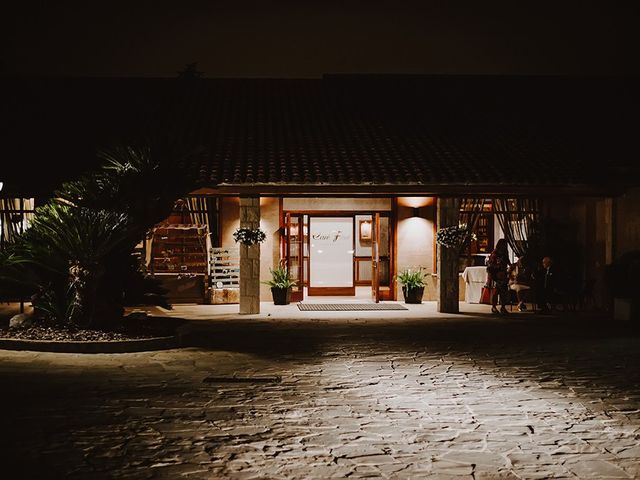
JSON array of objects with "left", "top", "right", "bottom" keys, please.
[{"left": 210, "top": 246, "right": 240, "bottom": 288}]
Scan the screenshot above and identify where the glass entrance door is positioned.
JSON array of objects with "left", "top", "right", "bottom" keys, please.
[{"left": 308, "top": 216, "right": 355, "bottom": 296}]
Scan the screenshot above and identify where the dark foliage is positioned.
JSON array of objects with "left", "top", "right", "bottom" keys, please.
[{"left": 0, "top": 141, "right": 204, "bottom": 328}]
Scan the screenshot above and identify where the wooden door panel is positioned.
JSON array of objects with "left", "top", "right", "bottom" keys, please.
[
  {"left": 371, "top": 212, "right": 380, "bottom": 303},
  {"left": 286, "top": 213, "right": 304, "bottom": 302}
]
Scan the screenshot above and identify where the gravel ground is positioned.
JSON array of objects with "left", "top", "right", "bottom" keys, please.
[{"left": 0, "top": 325, "right": 162, "bottom": 342}]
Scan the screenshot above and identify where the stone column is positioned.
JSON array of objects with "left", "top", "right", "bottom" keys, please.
[
  {"left": 437, "top": 197, "right": 461, "bottom": 313},
  {"left": 239, "top": 196, "right": 260, "bottom": 314}
]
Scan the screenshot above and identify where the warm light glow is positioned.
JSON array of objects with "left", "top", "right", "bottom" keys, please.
[
  {"left": 398, "top": 196, "right": 434, "bottom": 208},
  {"left": 404, "top": 216, "right": 431, "bottom": 230},
  {"left": 359, "top": 219, "right": 372, "bottom": 240}
]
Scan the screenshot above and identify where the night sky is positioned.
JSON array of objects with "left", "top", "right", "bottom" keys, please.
[{"left": 3, "top": 1, "right": 640, "bottom": 78}]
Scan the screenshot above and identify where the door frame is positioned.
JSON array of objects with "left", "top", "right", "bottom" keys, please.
[
  {"left": 285, "top": 212, "right": 305, "bottom": 302},
  {"left": 371, "top": 212, "right": 380, "bottom": 303},
  {"left": 281, "top": 209, "right": 396, "bottom": 300}
]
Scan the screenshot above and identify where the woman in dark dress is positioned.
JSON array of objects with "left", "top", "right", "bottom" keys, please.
[{"left": 486, "top": 238, "right": 511, "bottom": 314}]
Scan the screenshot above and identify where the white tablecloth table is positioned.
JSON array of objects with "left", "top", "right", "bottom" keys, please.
[{"left": 462, "top": 266, "right": 488, "bottom": 303}]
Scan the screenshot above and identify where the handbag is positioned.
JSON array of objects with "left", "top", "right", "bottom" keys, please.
[{"left": 479, "top": 286, "right": 496, "bottom": 305}]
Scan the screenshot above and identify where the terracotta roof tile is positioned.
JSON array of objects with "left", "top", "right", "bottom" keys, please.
[{"left": 1, "top": 76, "right": 637, "bottom": 196}]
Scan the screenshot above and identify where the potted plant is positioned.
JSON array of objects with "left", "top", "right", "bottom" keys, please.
[
  {"left": 396, "top": 268, "right": 427, "bottom": 304},
  {"left": 233, "top": 227, "right": 266, "bottom": 246},
  {"left": 263, "top": 266, "right": 296, "bottom": 305},
  {"left": 436, "top": 224, "right": 476, "bottom": 250}
]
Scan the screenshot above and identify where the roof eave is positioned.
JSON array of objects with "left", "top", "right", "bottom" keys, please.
[{"left": 191, "top": 182, "right": 622, "bottom": 197}]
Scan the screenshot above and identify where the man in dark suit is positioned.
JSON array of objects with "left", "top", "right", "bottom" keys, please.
[{"left": 535, "top": 256, "right": 557, "bottom": 313}]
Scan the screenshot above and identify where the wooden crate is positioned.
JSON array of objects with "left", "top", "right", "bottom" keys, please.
[{"left": 155, "top": 273, "right": 206, "bottom": 304}]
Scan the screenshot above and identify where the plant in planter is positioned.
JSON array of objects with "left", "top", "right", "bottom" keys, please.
[
  {"left": 435, "top": 224, "right": 477, "bottom": 250},
  {"left": 233, "top": 227, "right": 267, "bottom": 246},
  {"left": 0, "top": 143, "right": 199, "bottom": 331},
  {"left": 396, "top": 268, "right": 428, "bottom": 304},
  {"left": 262, "top": 266, "right": 297, "bottom": 305}
]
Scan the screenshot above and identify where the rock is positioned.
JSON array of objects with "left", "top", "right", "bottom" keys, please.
[
  {"left": 9, "top": 313, "right": 35, "bottom": 329},
  {"left": 211, "top": 287, "right": 240, "bottom": 304}
]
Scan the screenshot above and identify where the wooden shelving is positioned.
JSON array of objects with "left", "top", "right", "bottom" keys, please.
[
  {"left": 150, "top": 225, "right": 208, "bottom": 274},
  {"left": 473, "top": 213, "right": 493, "bottom": 254},
  {"left": 459, "top": 205, "right": 495, "bottom": 272}
]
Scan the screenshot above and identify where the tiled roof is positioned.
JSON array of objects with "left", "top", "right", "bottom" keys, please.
[{"left": 0, "top": 76, "right": 637, "bottom": 196}]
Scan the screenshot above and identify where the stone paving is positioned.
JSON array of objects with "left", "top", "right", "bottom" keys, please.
[{"left": 1, "top": 315, "right": 639, "bottom": 479}]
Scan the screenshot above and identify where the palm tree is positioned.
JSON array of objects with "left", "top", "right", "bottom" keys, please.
[
  {"left": 0, "top": 140, "right": 204, "bottom": 329},
  {"left": 57, "top": 142, "right": 202, "bottom": 230},
  {"left": 3, "top": 204, "right": 131, "bottom": 327}
]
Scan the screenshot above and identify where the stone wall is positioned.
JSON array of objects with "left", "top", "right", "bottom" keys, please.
[
  {"left": 615, "top": 187, "right": 640, "bottom": 257},
  {"left": 221, "top": 196, "right": 280, "bottom": 303},
  {"left": 239, "top": 197, "right": 261, "bottom": 314},
  {"left": 396, "top": 197, "right": 436, "bottom": 300},
  {"left": 257, "top": 198, "right": 280, "bottom": 302},
  {"left": 436, "top": 197, "right": 461, "bottom": 313}
]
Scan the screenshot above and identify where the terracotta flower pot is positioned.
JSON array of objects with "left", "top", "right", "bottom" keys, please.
[{"left": 402, "top": 286, "right": 424, "bottom": 304}]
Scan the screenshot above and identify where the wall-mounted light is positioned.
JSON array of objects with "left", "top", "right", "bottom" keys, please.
[
  {"left": 359, "top": 220, "right": 372, "bottom": 240},
  {"left": 0, "top": 182, "right": 3, "bottom": 192},
  {"left": 412, "top": 207, "right": 420, "bottom": 217}
]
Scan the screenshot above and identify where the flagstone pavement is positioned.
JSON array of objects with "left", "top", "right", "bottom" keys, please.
[{"left": 1, "top": 314, "right": 639, "bottom": 479}]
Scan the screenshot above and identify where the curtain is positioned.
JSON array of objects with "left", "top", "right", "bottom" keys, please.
[
  {"left": 187, "top": 197, "right": 207, "bottom": 227},
  {"left": 186, "top": 196, "right": 219, "bottom": 246},
  {"left": 493, "top": 198, "right": 540, "bottom": 259},
  {"left": 0, "top": 198, "right": 35, "bottom": 247},
  {"left": 458, "top": 198, "right": 486, "bottom": 253}
]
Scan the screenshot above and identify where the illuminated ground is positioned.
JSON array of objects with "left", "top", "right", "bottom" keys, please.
[{"left": 1, "top": 314, "right": 639, "bottom": 479}]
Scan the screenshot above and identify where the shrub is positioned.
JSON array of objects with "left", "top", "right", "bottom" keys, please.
[{"left": 0, "top": 142, "right": 203, "bottom": 329}]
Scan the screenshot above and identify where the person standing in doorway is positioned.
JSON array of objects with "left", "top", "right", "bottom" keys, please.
[
  {"left": 535, "top": 256, "right": 557, "bottom": 313},
  {"left": 487, "top": 238, "right": 511, "bottom": 314}
]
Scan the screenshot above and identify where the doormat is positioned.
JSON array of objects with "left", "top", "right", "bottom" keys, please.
[{"left": 297, "top": 303, "right": 408, "bottom": 311}]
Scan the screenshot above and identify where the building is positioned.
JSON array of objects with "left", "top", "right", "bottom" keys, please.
[{"left": 1, "top": 76, "right": 639, "bottom": 313}]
